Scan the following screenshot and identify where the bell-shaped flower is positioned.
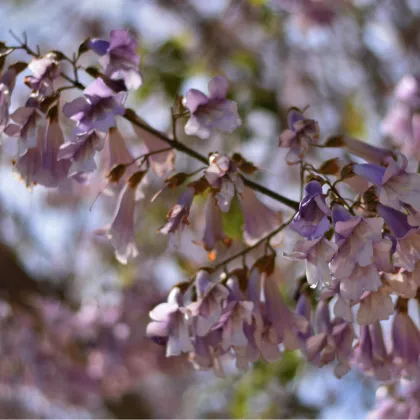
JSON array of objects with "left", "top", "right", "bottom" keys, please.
[
  {"left": 356, "top": 288, "right": 394, "bottom": 325},
  {"left": 0, "top": 65, "right": 19, "bottom": 133},
  {"left": 158, "top": 187, "right": 195, "bottom": 235},
  {"left": 264, "top": 272, "right": 307, "bottom": 350},
  {"left": 307, "top": 299, "right": 355, "bottom": 377},
  {"left": 4, "top": 98, "right": 45, "bottom": 156},
  {"left": 131, "top": 123, "right": 175, "bottom": 177},
  {"left": 58, "top": 129, "right": 104, "bottom": 177},
  {"left": 89, "top": 29, "right": 142, "bottom": 90},
  {"left": 239, "top": 187, "right": 282, "bottom": 245},
  {"left": 392, "top": 305, "right": 420, "bottom": 378},
  {"left": 290, "top": 180, "right": 330, "bottom": 239},
  {"left": 212, "top": 277, "right": 253, "bottom": 351},
  {"left": 95, "top": 171, "right": 145, "bottom": 264},
  {"left": 278, "top": 108, "right": 320, "bottom": 164},
  {"left": 183, "top": 76, "right": 241, "bottom": 139},
  {"left": 204, "top": 153, "right": 244, "bottom": 212},
  {"left": 14, "top": 109, "right": 71, "bottom": 188},
  {"left": 352, "top": 322, "right": 393, "bottom": 381},
  {"left": 378, "top": 203, "right": 420, "bottom": 272},
  {"left": 146, "top": 287, "right": 193, "bottom": 357},
  {"left": 244, "top": 267, "right": 282, "bottom": 363},
  {"left": 25, "top": 53, "right": 60, "bottom": 96},
  {"left": 340, "top": 135, "right": 394, "bottom": 165},
  {"left": 188, "top": 270, "right": 229, "bottom": 337},
  {"left": 354, "top": 156, "right": 420, "bottom": 213},
  {"left": 63, "top": 78, "right": 126, "bottom": 133},
  {"left": 284, "top": 237, "right": 337, "bottom": 289},
  {"left": 200, "top": 194, "right": 231, "bottom": 256},
  {"left": 382, "top": 75, "right": 420, "bottom": 161},
  {"left": 189, "top": 330, "right": 225, "bottom": 377},
  {"left": 330, "top": 205, "right": 385, "bottom": 280}
]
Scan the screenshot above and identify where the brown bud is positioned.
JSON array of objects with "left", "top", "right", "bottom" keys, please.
[
  {"left": 324, "top": 135, "right": 345, "bottom": 148},
  {"left": 165, "top": 172, "right": 189, "bottom": 188},
  {"left": 127, "top": 170, "right": 147, "bottom": 188},
  {"left": 229, "top": 267, "right": 249, "bottom": 292},
  {"left": 107, "top": 164, "right": 127, "bottom": 183},
  {"left": 254, "top": 254, "right": 276, "bottom": 275},
  {"left": 188, "top": 177, "right": 210, "bottom": 195},
  {"left": 318, "top": 158, "right": 341, "bottom": 176}
]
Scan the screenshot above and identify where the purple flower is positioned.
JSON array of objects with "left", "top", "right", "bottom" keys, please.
[
  {"left": 146, "top": 287, "right": 193, "bottom": 357},
  {"left": 189, "top": 331, "right": 225, "bottom": 377},
  {"left": 15, "top": 109, "right": 71, "bottom": 187},
  {"left": 4, "top": 99, "right": 45, "bottom": 156},
  {"left": 58, "top": 129, "right": 104, "bottom": 177},
  {"left": 382, "top": 75, "right": 420, "bottom": 161},
  {"left": 264, "top": 272, "right": 308, "bottom": 350},
  {"left": 96, "top": 171, "right": 145, "bottom": 264},
  {"left": 244, "top": 267, "right": 282, "bottom": 363},
  {"left": 158, "top": 187, "right": 195, "bottom": 235},
  {"left": 356, "top": 288, "right": 394, "bottom": 325},
  {"left": 290, "top": 180, "right": 330, "bottom": 239},
  {"left": 188, "top": 270, "right": 229, "bottom": 337},
  {"left": 182, "top": 76, "right": 241, "bottom": 139},
  {"left": 340, "top": 135, "right": 394, "bottom": 165},
  {"left": 212, "top": 277, "right": 253, "bottom": 351},
  {"left": 306, "top": 300, "right": 354, "bottom": 378},
  {"left": 330, "top": 205, "right": 386, "bottom": 280},
  {"left": 25, "top": 54, "right": 60, "bottom": 96},
  {"left": 131, "top": 124, "right": 175, "bottom": 177},
  {"left": 352, "top": 322, "right": 393, "bottom": 381},
  {"left": 239, "top": 187, "right": 282, "bottom": 245},
  {"left": 102, "top": 127, "right": 134, "bottom": 185},
  {"left": 204, "top": 153, "right": 244, "bottom": 212},
  {"left": 0, "top": 67, "right": 18, "bottom": 133},
  {"left": 353, "top": 157, "right": 420, "bottom": 213},
  {"left": 392, "top": 307, "right": 420, "bottom": 378},
  {"left": 278, "top": 108, "right": 320, "bottom": 164},
  {"left": 378, "top": 204, "right": 420, "bottom": 272},
  {"left": 63, "top": 78, "right": 126, "bottom": 133},
  {"left": 200, "top": 194, "right": 231, "bottom": 256},
  {"left": 89, "top": 29, "right": 142, "bottom": 90},
  {"left": 284, "top": 237, "right": 337, "bottom": 289}
]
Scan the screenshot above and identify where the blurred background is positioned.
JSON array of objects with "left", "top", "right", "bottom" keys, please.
[{"left": 0, "top": 0, "right": 419, "bottom": 418}]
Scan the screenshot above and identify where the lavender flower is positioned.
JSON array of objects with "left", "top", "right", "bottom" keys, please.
[
  {"left": 189, "top": 331, "right": 225, "bottom": 377},
  {"left": 330, "top": 205, "right": 388, "bottom": 283},
  {"left": 63, "top": 78, "right": 126, "bottom": 133},
  {"left": 278, "top": 108, "right": 320, "bottom": 164},
  {"left": 356, "top": 288, "right": 394, "bottom": 325},
  {"left": 392, "top": 304, "right": 420, "bottom": 378},
  {"left": 146, "top": 287, "right": 193, "bottom": 357},
  {"left": 200, "top": 194, "right": 231, "bottom": 256},
  {"left": 131, "top": 124, "right": 175, "bottom": 177},
  {"left": 204, "top": 153, "right": 244, "bottom": 212},
  {"left": 353, "top": 156, "right": 420, "bottom": 213},
  {"left": 306, "top": 300, "right": 354, "bottom": 378},
  {"left": 352, "top": 322, "right": 393, "bottom": 381},
  {"left": 284, "top": 237, "right": 337, "bottom": 289},
  {"left": 89, "top": 29, "right": 142, "bottom": 90},
  {"left": 4, "top": 98, "right": 45, "bottom": 156},
  {"left": 183, "top": 76, "right": 241, "bottom": 139},
  {"left": 25, "top": 53, "right": 60, "bottom": 96},
  {"left": 188, "top": 270, "right": 229, "bottom": 337},
  {"left": 378, "top": 203, "right": 420, "bottom": 272},
  {"left": 96, "top": 171, "right": 145, "bottom": 264},
  {"left": 382, "top": 75, "right": 420, "bottom": 161},
  {"left": 239, "top": 187, "right": 282, "bottom": 245},
  {"left": 0, "top": 66, "right": 18, "bottom": 133},
  {"left": 58, "top": 129, "right": 104, "bottom": 177},
  {"left": 340, "top": 135, "right": 394, "bottom": 165},
  {"left": 158, "top": 187, "right": 195, "bottom": 235},
  {"left": 290, "top": 180, "right": 330, "bottom": 239},
  {"left": 264, "top": 272, "right": 307, "bottom": 350},
  {"left": 15, "top": 111, "right": 70, "bottom": 188},
  {"left": 213, "top": 277, "right": 253, "bottom": 351}
]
